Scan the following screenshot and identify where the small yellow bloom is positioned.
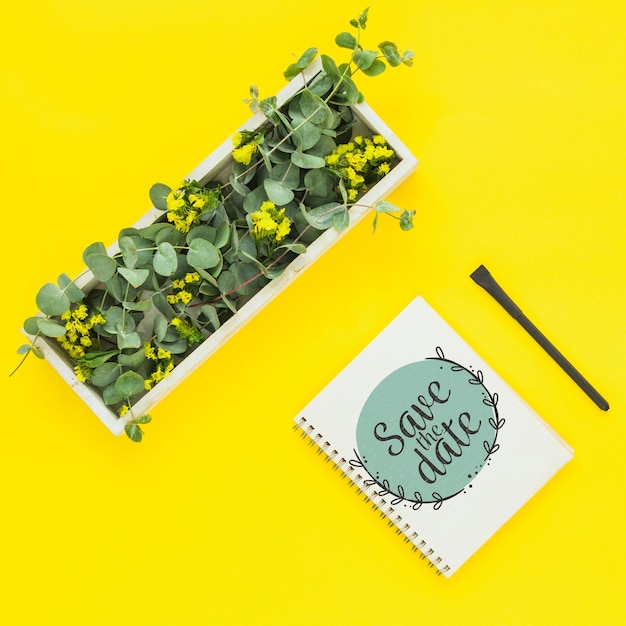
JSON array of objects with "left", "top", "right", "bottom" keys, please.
[
  {"left": 276, "top": 218, "right": 291, "bottom": 242},
  {"left": 232, "top": 143, "right": 257, "bottom": 165},
  {"left": 232, "top": 132, "right": 243, "bottom": 147},
  {"left": 372, "top": 135, "right": 386, "bottom": 145},
  {"left": 75, "top": 304, "right": 89, "bottom": 321},
  {"left": 166, "top": 190, "right": 185, "bottom": 211},
  {"left": 74, "top": 364, "right": 89, "bottom": 383},
  {"left": 68, "top": 345, "right": 85, "bottom": 359},
  {"left": 118, "top": 404, "right": 130, "bottom": 417},
  {"left": 157, "top": 347, "right": 171, "bottom": 360},
  {"left": 178, "top": 290, "right": 193, "bottom": 304},
  {"left": 188, "top": 194, "right": 206, "bottom": 209},
  {"left": 347, "top": 152, "right": 367, "bottom": 171},
  {"left": 185, "top": 272, "right": 200, "bottom": 284},
  {"left": 373, "top": 146, "right": 394, "bottom": 160},
  {"left": 172, "top": 279, "right": 186, "bottom": 290}
]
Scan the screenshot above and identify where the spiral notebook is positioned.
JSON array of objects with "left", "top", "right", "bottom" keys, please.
[{"left": 294, "top": 296, "right": 573, "bottom": 576}]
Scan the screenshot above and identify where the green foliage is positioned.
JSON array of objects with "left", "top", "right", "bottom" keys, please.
[{"left": 15, "top": 8, "right": 416, "bottom": 443}]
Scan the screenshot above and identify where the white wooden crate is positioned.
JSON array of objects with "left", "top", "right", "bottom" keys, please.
[{"left": 25, "top": 59, "right": 418, "bottom": 435}]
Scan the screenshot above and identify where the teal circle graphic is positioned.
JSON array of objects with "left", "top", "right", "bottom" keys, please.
[{"left": 356, "top": 356, "right": 500, "bottom": 505}]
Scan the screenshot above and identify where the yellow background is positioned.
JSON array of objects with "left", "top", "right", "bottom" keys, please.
[{"left": 2, "top": 1, "right": 624, "bottom": 624}]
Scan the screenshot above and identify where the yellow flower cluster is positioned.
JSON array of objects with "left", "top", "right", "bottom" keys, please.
[
  {"left": 325, "top": 135, "right": 395, "bottom": 202},
  {"left": 250, "top": 201, "right": 291, "bottom": 244},
  {"left": 166, "top": 272, "right": 200, "bottom": 305},
  {"left": 171, "top": 317, "right": 203, "bottom": 345},
  {"left": 57, "top": 304, "right": 106, "bottom": 368},
  {"left": 143, "top": 341, "right": 174, "bottom": 391},
  {"left": 232, "top": 131, "right": 261, "bottom": 166},
  {"left": 166, "top": 180, "right": 218, "bottom": 233}
]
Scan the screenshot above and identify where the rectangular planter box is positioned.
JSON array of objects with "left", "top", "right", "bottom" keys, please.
[{"left": 25, "top": 59, "right": 418, "bottom": 435}]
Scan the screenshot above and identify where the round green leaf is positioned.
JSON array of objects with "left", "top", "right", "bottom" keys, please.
[
  {"left": 321, "top": 54, "right": 340, "bottom": 80},
  {"left": 82, "top": 242, "right": 107, "bottom": 265},
  {"left": 103, "top": 383, "right": 126, "bottom": 406},
  {"left": 150, "top": 183, "right": 171, "bottom": 211},
  {"left": 155, "top": 224, "right": 185, "bottom": 247},
  {"left": 79, "top": 350, "right": 118, "bottom": 368},
  {"left": 335, "top": 32, "right": 357, "bottom": 49},
  {"left": 214, "top": 222, "right": 230, "bottom": 249},
  {"left": 90, "top": 362, "right": 120, "bottom": 388},
  {"left": 375, "top": 200, "right": 401, "bottom": 214},
  {"left": 187, "top": 238, "right": 220, "bottom": 269},
  {"left": 306, "top": 135, "right": 336, "bottom": 158},
  {"left": 117, "top": 348, "right": 147, "bottom": 369},
  {"left": 119, "top": 236, "right": 139, "bottom": 269},
  {"left": 186, "top": 225, "right": 216, "bottom": 245},
  {"left": 276, "top": 242, "right": 307, "bottom": 255},
  {"left": 243, "top": 186, "right": 269, "bottom": 214},
  {"left": 304, "top": 169, "right": 336, "bottom": 197},
  {"left": 200, "top": 305, "right": 221, "bottom": 331},
  {"left": 291, "top": 152, "right": 326, "bottom": 169},
  {"left": 85, "top": 253, "right": 117, "bottom": 282},
  {"left": 57, "top": 273, "right": 85, "bottom": 303},
  {"left": 378, "top": 41, "right": 401, "bottom": 67},
  {"left": 154, "top": 315, "right": 168, "bottom": 341},
  {"left": 36, "top": 283, "right": 71, "bottom": 316},
  {"left": 23, "top": 316, "right": 43, "bottom": 335},
  {"left": 400, "top": 209, "right": 416, "bottom": 231},
  {"left": 300, "top": 202, "right": 344, "bottom": 229},
  {"left": 292, "top": 120, "right": 323, "bottom": 151},
  {"left": 354, "top": 49, "right": 378, "bottom": 71},
  {"left": 299, "top": 90, "right": 334, "bottom": 127},
  {"left": 217, "top": 269, "right": 237, "bottom": 293},
  {"left": 103, "top": 306, "right": 135, "bottom": 335},
  {"left": 118, "top": 267, "right": 149, "bottom": 288},
  {"left": 269, "top": 161, "right": 301, "bottom": 190},
  {"left": 263, "top": 178, "right": 295, "bottom": 205},
  {"left": 117, "top": 331, "right": 141, "bottom": 350},
  {"left": 122, "top": 300, "right": 152, "bottom": 312},
  {"left": 36, "top": 318, "right": 68, "bottom": 338},
  {"left": 153, "top": 242, "right": 178, "bottom": 276},
  {"left": 229, "top": 173, "right": 249, "bottom": 197},
  {"left": 124, "top": 423, "right": 145, "bottom": 443},
  {"left": 114, "top": 370, "right": 146, "bottom": 399},
  {"left": 283, "top": 63, "right": 300, "bottom": 81},
  {"left": 362, "top": 59, "right": 387, "bottom": 77},
  {"left": 296, "top": 47, "right": 318, "bottom": 69},
  {"left": 333, "top": 206, "right": 350, "bottom": 231}
]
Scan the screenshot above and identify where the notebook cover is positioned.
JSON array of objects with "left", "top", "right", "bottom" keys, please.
[{"left": 295, "top": 296, "right": 573, "bottom": 576}]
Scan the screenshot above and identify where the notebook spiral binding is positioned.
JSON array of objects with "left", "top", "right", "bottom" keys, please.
[{"left": 294, "top": 416, "right": 451, "bottom": 576}]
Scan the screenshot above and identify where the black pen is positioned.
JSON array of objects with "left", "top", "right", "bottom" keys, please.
[{"left": 470, "top": 264, "right": 609, "bottom": 411}]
